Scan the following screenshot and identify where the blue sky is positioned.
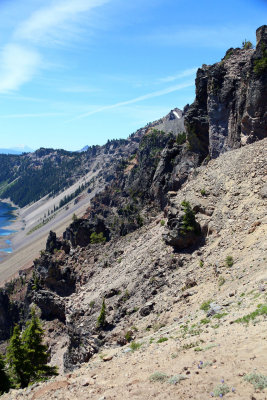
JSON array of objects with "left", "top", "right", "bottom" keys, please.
[{"left": 0, "top": 0, "right": 266, "bottom": 151}]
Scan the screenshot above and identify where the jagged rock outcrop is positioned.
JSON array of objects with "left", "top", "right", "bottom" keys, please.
[
  {"left": 185, "top": 24, "right": 267, "bottom": 159},
  {"left": 32, "top": 290, "right": 66, "bottom": 323},
  {"left": 63, "top": 217, "right": 110, "bottom": 247},
  {"left": 163, "top": 201, "right": 202, "bottom": 249},
  {"left": 33, "top": 253, "right": 76, "bottom": 297},
  {"left": 46, "top": 231, "right": 67, "bottom": 254}
]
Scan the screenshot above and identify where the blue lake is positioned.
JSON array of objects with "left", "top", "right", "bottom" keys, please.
[{"left": 0, "top": 201, "right": 17, "bottom": 258}]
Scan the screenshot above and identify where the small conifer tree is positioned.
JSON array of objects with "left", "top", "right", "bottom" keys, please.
[
  {"left": 97, "top": 299, "right": 107, "bottom": 328},
  {"left": 0, "top": 353, "right": 10, "bottom": 394},
  {"left": 6, "top": 309, "right": 57, "bottom": 389},
  {"left": 181, "top": 200, "right": 201, "bottom": 235},
  {"left": 6, "top": 325, "right": 29, "bottom": 388},
  {"left": 22, "top": 309, "right": 58, "bottom": 383}
]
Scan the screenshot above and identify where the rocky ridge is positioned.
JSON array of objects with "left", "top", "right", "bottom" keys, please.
[{"left": 185, "top": 25, "right": 267, "bottom": 159}]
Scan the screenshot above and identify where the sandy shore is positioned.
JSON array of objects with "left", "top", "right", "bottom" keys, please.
[
  {"left": 0, "top": 192, "right": 95, "bottom": 285},
  {"left": 0, "top": 163, "right": 106, "bottom": 285}
]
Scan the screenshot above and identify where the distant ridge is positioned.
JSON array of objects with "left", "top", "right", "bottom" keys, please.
[
  {"left": 0, "top": 146, "right": 33, "bottom": 155},
  {"left": 78, "top": 145, "right": 89, "bottom": 152}
]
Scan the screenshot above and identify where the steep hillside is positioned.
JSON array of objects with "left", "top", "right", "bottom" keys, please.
[{"left": 1, "top": 138, "right": 266, "bottom": 400}]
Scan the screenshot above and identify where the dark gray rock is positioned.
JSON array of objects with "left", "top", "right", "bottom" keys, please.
[
  {"left": 163, "top": 205, "right": 202, "bottom": 249},
  {"left": 63, "top": 217, "right": 110, "bottom": 247},
  {"left": 34, "top": 254, "right": 76, "bottom": 297},
  {"left": 32, "top": 290, "right": 66, "bottom": 323},
  {"left": 260, "top": 183, "right": 267, "bottom": 198},
  {"left": 207, "top": 303, "right": 221, "bottom": 317},
  {"left": 139, "top": 301, "right": 154, "bottom": 317},
  {"left": 46, "top": 230, "right": 61, "bottom": 254}
]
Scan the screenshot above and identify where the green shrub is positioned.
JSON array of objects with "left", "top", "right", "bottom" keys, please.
[
  {"left": 176, "top": 132, "right": 186, "bottom": 145},
  {"left": 213, "top": 383, "right": 230, "bottom": 397},
  {"left": 157, "top": 337, "right": 168, "bottom": 343},
  {"left": 181, "top": 200, "right": 200, "bottom": 235},
  {"left": 244, "top": 372, "right": 267, "bottom": 390},
  {"left": 225, "top": 255, "right": 234, "bottom": 267},
  {"left": 125, "top": 331, "right": 133, "bottom": 343},
  {"left": 90, "top": 232, "right": 106, "bottom": 244},
  {"left": 199, "top": 260, "right": 204, "bottom": 268},
  {"left": 200, "top": 188, "right": 206, "bottom": 196},
  {"left": 218, "top": 276, "right": 225, "bottom": 286},
  {"left": 213, "top": 312, "right": 228, "bottom": 319},
  {"left": 242, "top": 39, "right": 253, "bottom": 49},
  {"left": 130, "top": 341, "right": 142, "bottom": 351},
  {"left": 234, "top": 304, "right": 267, "bottom": 324},
  {"left": 72, "top": 213, "right": 77, "bottom": 222},
  {"left": 168, "top": 374, "right": 186, "bottom": 384},
  {"left": 97, "top": 299, "right": 106, "bottom": 328},
  {"left": 223, "top": 48, "right": 234, "bottom": 61},
  {"left": 254, "top": 48, "right": 267, "bottom": 75},
  {"left": 149, "top": 372, "right": 168, "bottom": 382},
  {"left": 160, "top": 219, "right": 165, "bottom": 226},
  {"left": 200, "top": 318, "right": 210, "bottom": 325},
  {"left": 200, "top": 300, "right": 212, "bottom": 312}
]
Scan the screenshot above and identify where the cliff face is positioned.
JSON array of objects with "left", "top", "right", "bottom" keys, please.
[{"left": 185, "top": 25, "right": 267, "bottom": 159}]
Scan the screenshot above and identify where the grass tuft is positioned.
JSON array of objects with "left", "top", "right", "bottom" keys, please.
[
  {"left": 244, "top": 372, "right": 267, "bottom": 390},
  {"left": 130, "top": 341, "right": 142, "bottom": 351},
  {"left": 157, "top": 337, "right": 168, "bottom": 343},
  {"left": 200, "top": 300, "right": 212, "bottom": 312},
  {"left": 168, "top": 375, "right": 187, "bottom": 384},
  {"left": 213, "top": 383, "right": 230, "bottom": 397},
  {"left": 149, "top": 372, "right": 168, "bottom": 382},
  {"left": 234, "top": 304, "right": 267, "bottom": 324}
]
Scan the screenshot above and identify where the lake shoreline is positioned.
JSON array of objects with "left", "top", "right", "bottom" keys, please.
[{"left": 0, "top": 199, "right": 23, "bottom": 263}]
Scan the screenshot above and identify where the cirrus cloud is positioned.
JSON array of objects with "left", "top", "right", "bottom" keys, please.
[{"left": 0, "top": 44, "right": 41, "bottom": 93}]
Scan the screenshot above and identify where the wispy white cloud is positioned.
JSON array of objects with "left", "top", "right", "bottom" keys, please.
[
  {"left": 0, "top": 44, "right": 41, "bottom": 93},
  {"left": 0, "top": 112, "right": 65, "bottom": 119},
  {"left": 0, "top": 0, "right": 110, "bottom": 93},
  {"left": 158, "top": 67, "right": 197, "bottom": 83},
  {"left": 15, "top": 0, "right": 110, "bottom": 45},
  {"left": 67, "top": 81, "right": 194, "bottom": 122}
]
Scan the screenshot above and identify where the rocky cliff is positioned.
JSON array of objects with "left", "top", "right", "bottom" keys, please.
[{"left": 185, "top": 25, "right": 267, "bottom": 159}]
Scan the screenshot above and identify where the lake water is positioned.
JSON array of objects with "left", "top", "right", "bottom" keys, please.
[{"left": 0, "top": 201, "right": 17, "bottom": 259}]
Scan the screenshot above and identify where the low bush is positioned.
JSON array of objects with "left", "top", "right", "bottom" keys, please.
[
  {"left": 149, "top": 372, "right": 168, "bottom": 382},
  {"left": 244, "top": 372, "right": 267, "bottom": 390}
]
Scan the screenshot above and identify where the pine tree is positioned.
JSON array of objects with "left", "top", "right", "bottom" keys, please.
[
  {"left": 181, "top": 200, "right": 201, "bottom": 235},
  {"left": 6, "top": 310, "right": 57, "bottom": 389},
  {"left": 6, "top": 325, "right": 30, "bottom": 388},
  {"left": 97, "top": 299, "right": 107, "bottom": 328},
  {"left": 0, "top": 353, "right": 10, "bottom": 394},
  {"left": 22, "top": 309, "right": 58, "bottom": 383}
]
